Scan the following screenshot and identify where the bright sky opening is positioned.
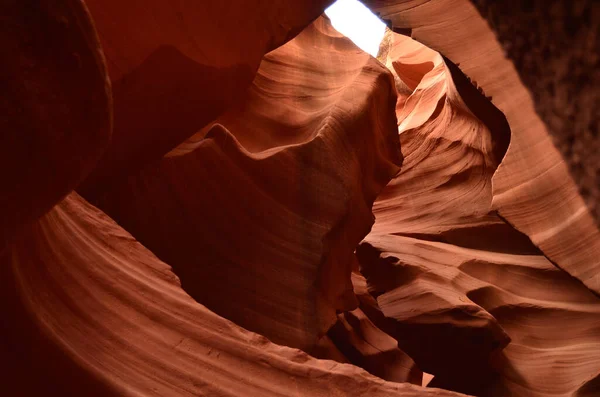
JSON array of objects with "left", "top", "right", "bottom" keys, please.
[{"left": 325, "top": 0, "right": 387, "bottom": 57}]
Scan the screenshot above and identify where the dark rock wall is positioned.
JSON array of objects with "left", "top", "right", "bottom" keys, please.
[{"left": 471, "top": 0, "right": 599, "bottom": 225}]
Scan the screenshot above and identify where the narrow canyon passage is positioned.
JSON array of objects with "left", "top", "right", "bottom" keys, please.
[{"left": 1, "top": 1, "right": 599, "bottom": 396}]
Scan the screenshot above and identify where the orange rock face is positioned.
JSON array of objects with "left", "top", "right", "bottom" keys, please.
[
  {"left": 78, "top": 0, "right": 333, "bottom": 197},
  {"left": 361, "top": 1, "right": 600, "bottom": 395},
  {"left": 86, "top": 16, "right": 402, "bottom": 353},
  {"left": 367, "top": 0, "right": 600, "bottom": 295},
  {"left": 1, "top": 1, "right": 598, "bottom": 396},
  {"left": 0, "top": 192, "right": 466, "bottom": 396}
]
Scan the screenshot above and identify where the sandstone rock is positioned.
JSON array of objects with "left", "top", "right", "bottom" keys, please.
[
  {"left": 367, "top": 0, "right": 600, "bottom": 295},
  {"left": 0, "top": 0, "right": 112, "bottom": 249},
  {"left": 2, "top": 1, "right": 598, "bottom": 396},
  {"left": 78, "top": 0, "right": 333, "bottom": 197},
  {"left": 88, "top": 17, "right": 402, "bottom": 351},
  {"left": 356, "top": 17, "right": 600, "bottom": 396},
  {"left": 0, "top": 192, "right": 465, "bottom": 397}
]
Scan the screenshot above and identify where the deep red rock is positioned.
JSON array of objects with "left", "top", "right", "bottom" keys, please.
[
  {"left": 0, "top": 0, "right": 112, "bottom": 250},
  {"left": 90, "top": 16, "right": 402, "bottom": 351},
  {"left": 78, "top": 0, "right": 334, "bottom": 197},
  {"left": 2, "top": 1, "right": 599, "bottom": 396}
]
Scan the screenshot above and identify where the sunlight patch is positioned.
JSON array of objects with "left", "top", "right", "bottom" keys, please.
[{"left": 325, "top": 0, "right": 387, "bottom": 57}]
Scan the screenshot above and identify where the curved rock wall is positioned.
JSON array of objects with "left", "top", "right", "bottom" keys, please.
[{"left": 1, "top": 1, "right": 598, "bottom": 396}]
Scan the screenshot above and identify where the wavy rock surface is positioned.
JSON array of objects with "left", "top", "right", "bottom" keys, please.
[
  {"left": 358, "top": 235, "right": 600, "bottom": 396},
  {"left": 3, "top": 0, "right": 599, "bottom": 396},
  {"left": 0, "top": 0, "right": 112, "bottom": 249},
  {"left": 332, "top": 304, "right": 423, "bottom": 384},
  {"left": 89, "top": 17, "right": 402, "bottom": 352},
  {"left": 326, "top": 306, "right": 423, "bottom": 384},
  {"left": 367, "top": 0, "right": 600, "bottom": 295},
  {"left": 0, "top": 192, "right": 467, "bottom": 397},
  {"left": 357, "top": 28, "right": 600, "bottom": 396},
  {"left": 77, "top": 0, "right": 333, "bottom": 197},
  {"left": 361, "top": 31, "right": 511, "bottom": 390}
]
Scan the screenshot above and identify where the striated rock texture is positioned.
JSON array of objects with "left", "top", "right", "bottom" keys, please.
[
  {"left": 472, "top": 0, "right": 600, "bottom": 225},
  {"left": 367, "top": 0, "right": 600, "bottom": 297},
  {"left": 2, "top": 0, "right": 599, "bottom": 396},
  {"left": 358, "top": 32, "right": 513, "bottom": 392},
  {"left": 0, "top": 192, "right": 464, "bottom": 397},
  {"left": 360, "top": 2, "right": 600, "bottom": 395},
  {"left": 78, "top": 0, "right": 334, "bottom": 197},
  {"left": 87, "top": 16, "right": 402, "bottom": 352}
]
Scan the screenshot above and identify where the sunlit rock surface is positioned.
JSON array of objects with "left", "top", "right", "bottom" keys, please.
[
  {"left": 367, "top": 0, "right": 600, "bottom": 295},
  {"left": 1, "top": 1, "right": 598, "bottom": 396},
  {"left": 78, "top": 0, "right": 333, "bottom": 197},
  {"left": 87, "top": 16, "right": 402, "bottom": 352},
  {"left": 0, "top": 192, "right": 464, "bottom": 397},
  {"left": 362, "top": 1, "right": 600, "bottom": 395}
]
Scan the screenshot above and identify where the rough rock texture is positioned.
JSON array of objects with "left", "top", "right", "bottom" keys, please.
[
  {"left": 471, "top": 0, "right": 600, "bottom": 225},
  {"left": 2, "top": 0, "right": 599, "bottom": 396}
]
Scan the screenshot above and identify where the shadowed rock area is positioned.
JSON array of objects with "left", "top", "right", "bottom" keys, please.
[
  {"left": 1, "top": 1, "right": 599, "bottom": 396},
  {"left": 472, "top": 0, "right": 600, "bottom": 226}
]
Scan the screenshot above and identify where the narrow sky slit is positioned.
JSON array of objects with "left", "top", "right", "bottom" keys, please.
[{"left": 325, "top": 0, "right": 387, "bottom": 57}]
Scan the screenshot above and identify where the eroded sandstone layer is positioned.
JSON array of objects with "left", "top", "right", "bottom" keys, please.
[
  {"left": 1, "top": 1, "right": 599, "bottom": 396},
  {"left": 87, "top": 16, "right": 402, "bottom": 352},
  {"left": 78, "top": 0, "right": 333, "bottom": 197},
  {"left": 0, "top": 192, "right": 464, "bottom": 396},
  {"left": 367, "top": 0, "right": 600, "bottom": 294}
]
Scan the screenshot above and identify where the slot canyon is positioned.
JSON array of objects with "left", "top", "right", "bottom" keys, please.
[{"left": 1, "top": 0, "right": 599, "bottom": 396}]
